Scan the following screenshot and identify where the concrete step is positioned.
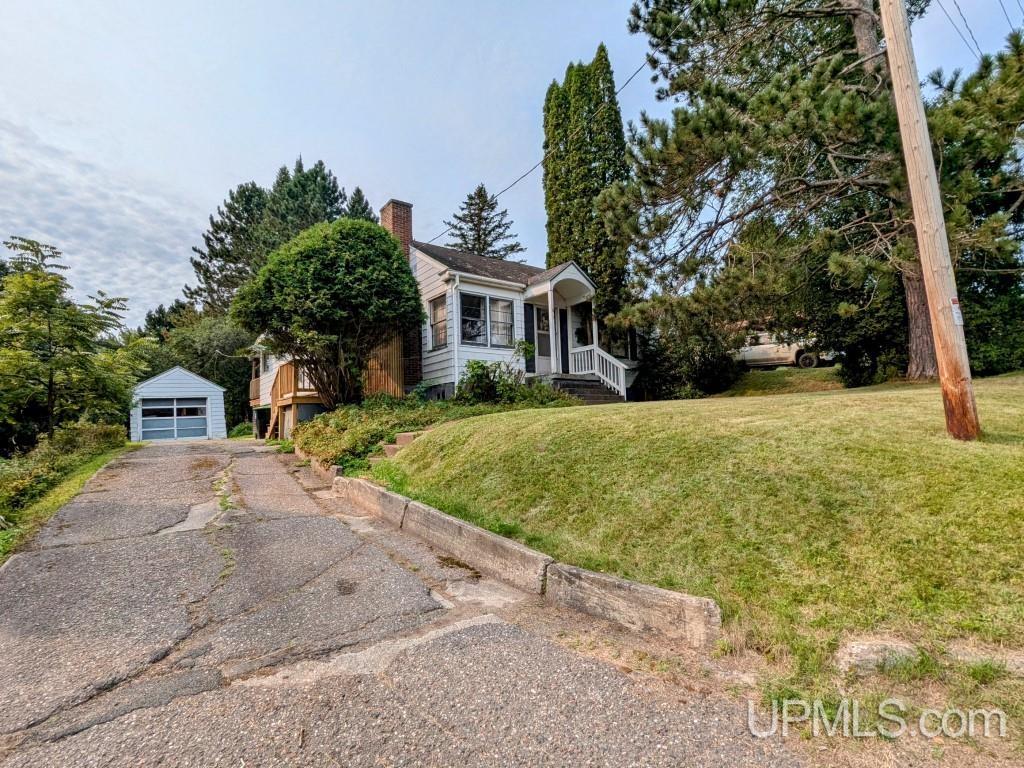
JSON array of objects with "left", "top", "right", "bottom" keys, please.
[
  {"left": 395, "top": 431, "right": 424, "bottom": 446},
  {"left": 368, "top": 456, "right": 385, "bottom": 466},
  {"left": 382, "top": 444, "right": 402, "bottom": 458}
]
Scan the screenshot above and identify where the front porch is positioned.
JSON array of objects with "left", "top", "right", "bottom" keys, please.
[{"left": 523, "top": 263, "right": 635, "bottom": 399}]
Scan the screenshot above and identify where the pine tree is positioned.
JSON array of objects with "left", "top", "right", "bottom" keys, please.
[
  {"left": 542, "top": 44, "right": 629, "bottom": 317},
  {"left": 345, "top": 187, "right": 377, "bottom": 222},
  {"left": 186, "top": 158, "right": 350, "bottom": 312},
  {"left": 606, "top": 1, "right": 954, "bottom": 378},
  {"left": 444, "top": 183, "right": 526, "bottom": 259},
  {"left": 185, "top": 182, "right": 268, "bottom": 313}
]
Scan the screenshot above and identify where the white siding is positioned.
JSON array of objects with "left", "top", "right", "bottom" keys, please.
[
  {"left": 257, "top": 352, "right": 287, "bottom": 406},
  {"left": 453, "top": 279, "right": 526, "bottom": 383},
  {"left": 414, "top": 248, "right": 455, "bottom": 385},
  {"left": 130, "top": 367, "right": 227, "bottom": 441}
]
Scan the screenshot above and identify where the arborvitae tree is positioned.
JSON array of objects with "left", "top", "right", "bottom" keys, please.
[
  {"left": 185, "top": 182, "right": 268, "bottom": 313},
  {"left": 543, "top": 44, "right": 629, "bottom": 317},
  {"left": 444, "top": 183, "right": 526, "bottom": 260},
  {"left": 345, "top": 187, "right": 377, "bottom": 222}
]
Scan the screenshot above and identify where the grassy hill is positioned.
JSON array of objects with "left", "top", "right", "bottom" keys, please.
[
  {"left": 375, "top": 373, "right": 1024, "bottom": 704},
  {"left": 720, "top": 365, "right": 844, "bottom": 397}
]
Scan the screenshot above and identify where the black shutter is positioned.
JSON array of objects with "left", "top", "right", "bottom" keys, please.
[
  {"left": 524, "top": 304, "right": 536, "bottom": 373},
  {"left": 559, "top": 309, "right": 569, "bottom": 374}
]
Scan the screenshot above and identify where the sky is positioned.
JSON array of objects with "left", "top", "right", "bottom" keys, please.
[{"left": 0, "top": 0, "right": 1018, "bottom": 326}]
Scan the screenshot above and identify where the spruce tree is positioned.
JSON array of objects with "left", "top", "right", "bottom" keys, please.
[
  {"left": 345, "top": 187, "right": 377, "bottom": 222},
  {"left": 444, "top": 183, "right": 526, "bottom": 259},
  {"left": 262, "top": 158, "right": 347, "bottom": 251},
  {"left": 542, "top": 44, "right": 629, "bottom": 317}
]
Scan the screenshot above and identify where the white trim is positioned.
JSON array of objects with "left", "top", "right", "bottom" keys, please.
[
  {"left": 134, "top": 366, "right": 226, "bottom": 392},
  {"left": 444, "top": 270, "right": 526, "bottom": 290}
]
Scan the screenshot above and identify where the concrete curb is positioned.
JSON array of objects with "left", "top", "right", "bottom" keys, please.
[
  {"left": 402, "top": 501, "right": 553, "bottom": 595},
  {"left": 294, "top": 445, "right": 342, "bottom": 484},
  {"left": 330, "top": 476, "right": 721, "bottom": 648},
  {"left": 333, "top": 477, "right": 408, "bottom": 528},
  {"left": 545, "top": 564, "right": 721, "bottom": 649}
]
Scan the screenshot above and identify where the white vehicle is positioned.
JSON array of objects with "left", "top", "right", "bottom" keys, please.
[{"left": 734, "top": 332, "right": 829, "bottom": 369}]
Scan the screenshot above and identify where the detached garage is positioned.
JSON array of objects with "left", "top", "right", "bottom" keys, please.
[{"left": 130, "top": 366, "right": 227, "bottom": 442}]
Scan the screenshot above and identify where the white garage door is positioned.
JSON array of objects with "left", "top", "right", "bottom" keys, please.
[{"left": 140, "top": 398, "right": 209, "bottom": 440}]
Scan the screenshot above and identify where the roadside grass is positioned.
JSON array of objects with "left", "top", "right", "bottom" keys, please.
[
  {"left": 0, "top": 444, "right": 140, "bottom": 565},
  {"left": 376, "top": 373, "right": 1024, "bottom": 728},
  {"left": 720, "top": 366, "right": 844, "bottom": 397}
]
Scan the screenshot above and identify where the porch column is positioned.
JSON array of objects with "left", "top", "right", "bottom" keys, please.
[
  {"left": 591, "top": 299, "right": 599, "bottom": 350},
  {"left": 548, "top": 287, "right": 558, "bottom": 373}
]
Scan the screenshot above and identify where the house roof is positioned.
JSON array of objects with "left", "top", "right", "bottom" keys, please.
[
  {"left": 133, "top": 365, "right": 227, "bottom": 392},
  {"left": 412, "top": 241, "right": 545, "bottom": 285}
]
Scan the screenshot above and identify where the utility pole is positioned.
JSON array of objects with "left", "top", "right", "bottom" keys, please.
[{"left": 878, "top": 0, "right": 980, "bottom": 440}]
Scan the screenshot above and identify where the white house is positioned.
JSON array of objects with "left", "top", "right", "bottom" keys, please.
[
  {"left": 130, "top": 366, "right": 227, "bottom": 442},
  {"left": 248, "top": 199, "right": 636, "bottom": 438}
]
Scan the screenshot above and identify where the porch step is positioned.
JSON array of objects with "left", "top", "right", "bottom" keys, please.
[
  {"left": 395, "top": 431, "right": 425, "bottom": 446},
  {"left": 550, "top": 376, "right": 624, "bottom": 405}
]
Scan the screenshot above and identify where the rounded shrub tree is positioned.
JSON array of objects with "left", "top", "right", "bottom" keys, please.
[{"left": 231, "top": 219, "right": 423, "bottom": 407}]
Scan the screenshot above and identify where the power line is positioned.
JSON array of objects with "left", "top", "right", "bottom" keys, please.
[
  {"left": 951, "top": 0, "right": 985, "bottom": 56},
  {"left": 999, "top": 0, "right": 1015, "bottom": 29},
  {"left": 935, "top": 0, "right": 983, "bottom": 60},
  {"left": 427, "top": 18, "right": 686, "bottom": 245}
]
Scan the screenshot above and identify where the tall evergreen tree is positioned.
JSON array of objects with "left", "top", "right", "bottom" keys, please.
[
  {"left": 444, "top": 183, "right": 526, "bottom": 260},
  {"left": 345, "top": 187, "right": 377, "bottom": 222},
  {"left": 185, "top": 182, "right": 268, "bottom": 313},
  {"left": 543, "top": 43, "right": 629, "bottom": 317},
  {"left": 605, "top": 1, "right": 966, "bottom": 378},
  {"left": 261, "top": 158, "right": 347, "bottom": 251},
  {"left": 186, "top": 158, "right": 350, "bottom": 312}
]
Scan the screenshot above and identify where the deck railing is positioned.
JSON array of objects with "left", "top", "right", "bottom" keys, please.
[
  {"left": 249, "top": 377, "right": 261, "bottom": 402},
  {"left": 567, "top": 344, "right": 627, "bottom": 398}
]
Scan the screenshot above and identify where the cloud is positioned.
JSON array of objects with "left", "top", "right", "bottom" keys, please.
[{"left": 0, "top": 119, "right": 203, "bottom": 327}]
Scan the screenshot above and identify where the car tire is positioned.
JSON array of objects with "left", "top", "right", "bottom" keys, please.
[{"left": 796, "top": 351, "right": 818, "bottom": 369}]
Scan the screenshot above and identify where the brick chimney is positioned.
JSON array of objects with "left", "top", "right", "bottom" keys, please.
[
  {"left": 380, "top": 199, "right": 413, "bottom": 258},
  {"left": 378, "top": 198, "right": 421, "bottom": 388}
]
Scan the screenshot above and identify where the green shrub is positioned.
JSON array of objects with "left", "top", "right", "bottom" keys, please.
[
  {"left": 0, "top": 422, "right": 126, "bottom": 527},
  {"left": 455, "top": 342, "right": 572, "bottom": 406},
  {"left": 228, "top": 421, "right": 253, "bottom": 438},
  {"left": 293, "top": 394, "right": 574, "bottom": 471}
]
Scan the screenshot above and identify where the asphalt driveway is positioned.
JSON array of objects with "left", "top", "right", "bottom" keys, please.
[{"left": 0, "top": 440, "right": 801, "bottom": 767}]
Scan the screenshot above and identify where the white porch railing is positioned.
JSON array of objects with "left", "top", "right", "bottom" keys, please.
[{"left": 568, "top": 345, "right": 628, "bottom": 398}]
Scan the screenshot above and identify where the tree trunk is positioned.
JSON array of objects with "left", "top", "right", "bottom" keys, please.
[{"left": 903, "top": 264, "right": 938, "bottom": 380}]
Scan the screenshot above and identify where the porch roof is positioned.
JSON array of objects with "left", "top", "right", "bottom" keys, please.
[{"left": 523, "top": 260, "right": 596, "bottom": 302}]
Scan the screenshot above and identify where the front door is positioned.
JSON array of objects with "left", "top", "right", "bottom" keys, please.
[{"left": 534, "top": 307, "right": 552, "bottom": 374}]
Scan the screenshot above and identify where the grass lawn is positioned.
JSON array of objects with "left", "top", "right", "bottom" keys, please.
[
  {"left": 376, "top": 372, "right": 1024, "bottom": 712},
  {"left": 0, "top": 444, "right": 138, "bottom": 565},
  {"left": 720, "top": 365, "right": 844, "bottom": 397}
]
